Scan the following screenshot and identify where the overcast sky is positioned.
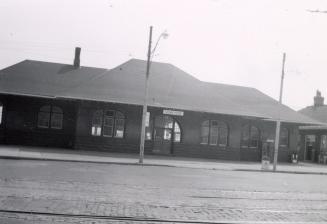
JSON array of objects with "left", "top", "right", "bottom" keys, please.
[{"left": 0, "top": 0, "right": 327, "bottom": 110}]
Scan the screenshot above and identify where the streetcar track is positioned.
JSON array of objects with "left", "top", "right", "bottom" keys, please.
[
  {"left": 190, "top": 195, "right": 327, "bottom": 202},
  {"left": 1, "top": 195, "right": 327, "bottom": 213},
  {"left": 0, "top": 209, "right": 252, "bottom": 224},
  {"left": 1, "top": 209, "right": 326, "bottom": 224}
]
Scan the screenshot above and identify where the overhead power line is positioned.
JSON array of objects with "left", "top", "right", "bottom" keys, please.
[{"left": 306, "top": 9, "right": 327, "bottom": 14}]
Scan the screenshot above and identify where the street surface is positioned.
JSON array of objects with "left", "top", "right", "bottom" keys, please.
[{"left": 0, "top": 159, "right": 326, "bottom": 223}]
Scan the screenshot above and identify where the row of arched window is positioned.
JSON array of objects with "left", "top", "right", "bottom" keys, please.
[
  {"left": 89, "top": 110, "right": 290, "bottom": 147},
  {"left": 200, "top": 121, "right": 289, "bottom": 148},
  {"left": 35, "top": 105, "right": 289, "bottom": 148},
  {"left": 240, "top": 124, "right": 290, "bottom": 148},
  {"left": 36, "top": 106, "right": 126, "bottom": 138}
]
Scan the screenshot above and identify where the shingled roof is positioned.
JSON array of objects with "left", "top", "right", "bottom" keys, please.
[
  {"left": 0, "top": 59, "right": 320, "bottom": 124},
  {"left": 299, "top": 105, "right": 327, "bottom": 123}
]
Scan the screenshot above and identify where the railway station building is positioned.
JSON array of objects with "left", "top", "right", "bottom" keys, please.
[{"left": 0, "top": 49, "right": 320, "bottom": 162}]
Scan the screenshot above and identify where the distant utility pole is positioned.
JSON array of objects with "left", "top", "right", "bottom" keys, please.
[{"left": 273, "top": 53, "right": 286, "bottom": 172}]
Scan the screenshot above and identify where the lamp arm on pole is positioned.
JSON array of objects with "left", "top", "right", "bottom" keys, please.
[
  {"left": 150, "top": 30, "right": 168, "bottom": 61},
  {"left": 150, "top": 33, "right": 164, "bottom": 59}
]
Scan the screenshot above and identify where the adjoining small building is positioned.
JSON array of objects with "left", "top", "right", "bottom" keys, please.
[
  {"left": 299, "top": 91, "right": 327, "bottom": 163},
  {"left": 0, "top": 48, "right": 320, "bottom": 162}
]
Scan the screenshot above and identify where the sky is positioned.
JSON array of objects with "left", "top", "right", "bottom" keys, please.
[{"left": 0, "top": 0, "right": 327, "bottom": 110}]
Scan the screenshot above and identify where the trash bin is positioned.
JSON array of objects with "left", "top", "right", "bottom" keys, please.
[
  {"left": 261, "top": 156, "right": 270, "bottom": 170},
  {"left": 291, "top": 153, "right": 298, "bottom": 163},
  {"left": 261, "top": 142, "right": 271, "bottom": 170}
]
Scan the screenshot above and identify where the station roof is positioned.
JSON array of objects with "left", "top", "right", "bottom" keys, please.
[
  {"left": 0, "top": 59, "right": 321, "bottom": 125},
  {"left": 299, "top": 125, "right": 327, "bottom": 130}
]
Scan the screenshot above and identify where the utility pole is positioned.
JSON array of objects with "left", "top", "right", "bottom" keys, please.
[
  {"left": 273, "top": 53, "right": 286, "bottom": 171},
  {"left": 139, "top": 26, "right": 153, "bottom": 164}
]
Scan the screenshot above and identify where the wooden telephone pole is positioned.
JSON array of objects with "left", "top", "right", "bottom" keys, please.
[
  {"left": 139, "top": 26, "right": 153, "bottom": 164},
  {"left": 273, "top": 53, "right": 286, "bottom": 171}
]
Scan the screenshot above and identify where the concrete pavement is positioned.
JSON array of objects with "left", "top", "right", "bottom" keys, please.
[{"left": 0, "top": 145, "right": 327, "bottom": 175}]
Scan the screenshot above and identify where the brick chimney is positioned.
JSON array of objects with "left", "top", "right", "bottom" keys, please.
[
  {"left": 73, "top": 47, "right": 81, "bottom": 68},
  {"left": 314, "top": 90, "right": 324, "bottom": 107}
]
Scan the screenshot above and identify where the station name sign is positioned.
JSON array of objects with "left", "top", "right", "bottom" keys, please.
[{"left": 163, "top": 109, "right": 184, "bottom": 116}]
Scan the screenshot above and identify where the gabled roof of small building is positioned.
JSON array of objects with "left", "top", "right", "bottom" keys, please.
[
  {"left": 0, "top": 59, "right": 321, "bottom": 125},
  {"left": 299, "top": 105, "right": 327, "bottom": 123}
]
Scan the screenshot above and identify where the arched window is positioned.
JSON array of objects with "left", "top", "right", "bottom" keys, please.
[
  {"left": 201, "top": 120, "right": 229, "bottom": 146},
  {"left": 114, "top": 111, "right": 125, "bottom": 138},
  {"left": 38, "top": 105, "right": 51, "bottom": 128},
  {"left": 241, "top": 124, "right": 250, "bottom": 147},
  {"left": 241, "top": 124, "right": 260, "bottom": 148},
  {"left": 173, "top": 121, "right": 181, "bottom": 143},
  {"left": 250, "top": 126, "right": 260, "bottom": 148},
  {"left": 103, "top": 110, "right": 114, "bottom": 137},
  {"left": 145, "top": 112, "right": 153, "bottom": 140},
  {"left": 91, "top": 110, "right": 103, "bottom": 136},
  {"left": 218, "top": 121, "right": 228, "bottom": 147},
  {"left": 210, "top": 120, "right": 219, "bottom": 145},
  {"left": 37, "top": 105, "right": 63, "bottom": 129},
  {"left": 280, "top": 128, "right": 289, "bottom": 147},
  {"left": 153, "top": 115, "right": 182, "bottom": 143},
  {"left": 201, "top": 120, "right": 210, "bottom": 144},
  {"left": 91, "top": 110, "right": 125, "bottom": 138}
]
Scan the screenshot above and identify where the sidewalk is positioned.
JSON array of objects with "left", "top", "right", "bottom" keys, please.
[{"left": 0, "top": 145, "right": 327, "bottom": 175}]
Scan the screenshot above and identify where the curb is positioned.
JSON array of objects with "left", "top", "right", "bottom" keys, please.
[
  {"left": 1, "top": 154, "right": 327, "bottom": 175},
  {"left": 0, "top": 155, "right": 177, "bottom": 168},
  {"left": 234, "top": 168, "right": 327, "bottom": 176}
]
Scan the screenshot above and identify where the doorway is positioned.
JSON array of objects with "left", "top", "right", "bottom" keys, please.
[
  {"left": 153, "top": 115, "right": 181, "bottom": 155},
  {"left": 304, "top": 135, "right": 316, "bottom": 162}
]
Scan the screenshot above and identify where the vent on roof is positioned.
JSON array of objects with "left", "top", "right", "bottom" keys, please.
[{"left": 73, "top": 47, "right": 81, "bottom": 68}]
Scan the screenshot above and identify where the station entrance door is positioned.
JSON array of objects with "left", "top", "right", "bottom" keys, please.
[{"left": 153, "top": 115, "right": 181, "bottom": 155}]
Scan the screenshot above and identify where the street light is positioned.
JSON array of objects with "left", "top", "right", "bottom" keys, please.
[
  {"left": 151, "top": 30, "right": 169, "bottom": 59},
  {"left": 139, "top": 26, "right": 169, "bottom": 164}
]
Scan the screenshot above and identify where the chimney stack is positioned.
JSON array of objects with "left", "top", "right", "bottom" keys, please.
[
  {"left": 314, "top": 90, "right": 324, "bottom": 107},
  {"left": 73, "top": 47, "right": 81, "bottom": 68}
]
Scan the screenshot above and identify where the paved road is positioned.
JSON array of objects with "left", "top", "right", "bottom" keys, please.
[{"left": 0, "top": 159, "right": 326, "bottom": 223}]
